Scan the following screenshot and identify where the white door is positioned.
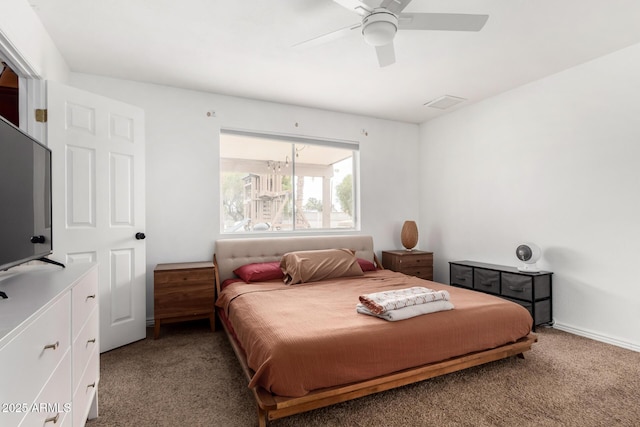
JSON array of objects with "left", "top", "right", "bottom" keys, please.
[{"left": 47, "top": 81, "right": 146, "bottom": 352}]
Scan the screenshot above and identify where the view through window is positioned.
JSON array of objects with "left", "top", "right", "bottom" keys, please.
[{"left": 220, "top": 129, "right": 358, "bottom": 233}]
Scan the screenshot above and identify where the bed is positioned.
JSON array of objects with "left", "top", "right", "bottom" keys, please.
[{"left": 213, "top": 235, "right": 536, "bottom": 426}]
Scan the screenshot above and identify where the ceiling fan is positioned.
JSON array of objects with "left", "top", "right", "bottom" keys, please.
[{"left": 294, "top": 0, "right": 489, "bottom": 67}]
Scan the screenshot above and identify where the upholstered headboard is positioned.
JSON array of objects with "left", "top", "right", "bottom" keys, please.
[{"left": 213, "top": 235, "right": 376, "bottom": 290}]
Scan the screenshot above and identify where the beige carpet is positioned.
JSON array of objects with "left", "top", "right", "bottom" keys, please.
[{"left": 87, "top": 321, "right": 640, "bottom": 427}]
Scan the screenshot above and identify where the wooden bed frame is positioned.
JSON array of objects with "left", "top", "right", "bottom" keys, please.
[{"left": 213, "top": 235, "right": 537, "bottom": 426}]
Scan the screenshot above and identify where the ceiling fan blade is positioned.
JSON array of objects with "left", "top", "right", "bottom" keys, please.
[
  {"left": 292, "top": 22, "right": 362, "bottom": 50},
  {"left": 398, "top": 13, "right": 489, "bottom": 31},
  {"left": 379, "top": 0, "right": 413, "bottom": 15},
  {"left": 332, "top": 0, "right": 373, "bottom": 16},
  {"left": 375, "top": 43, "right": 395, "bottom": 67}
]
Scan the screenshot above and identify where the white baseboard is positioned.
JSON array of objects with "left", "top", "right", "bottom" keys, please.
[
  {"left": 553, "top": 322, "right": 640, "bottom": 353},
  {"left": 146, "top": 317, "right": 155, "bottom": 327}
]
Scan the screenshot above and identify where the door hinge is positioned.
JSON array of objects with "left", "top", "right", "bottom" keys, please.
[{"left": 35, "top": 109, "right": 48, "bottom": 123}]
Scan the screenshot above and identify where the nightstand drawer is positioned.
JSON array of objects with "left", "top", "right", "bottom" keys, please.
[
  {"left": 400, "top": 266, "right": 433, "bottom": 280},
  {"left": 395, "top": 255, "right": 431, "bottom": 268},
  {"left": 501, "top": 273, "right": 533, "bottom": 300},
  {"left": 154, "top": 269, "right": 213, "bottom": 285},
  {"left": 473, "top": 268, "right": 500, "bottom": 294},
  {"left": 154, "top": 282, "right": 215, "bottom": 319},
  {"left": 450, "top": 264, "right": 473, "bottom": 288},
  {"left": 382, "top": 250, "right": 434, "bottom": 280}
]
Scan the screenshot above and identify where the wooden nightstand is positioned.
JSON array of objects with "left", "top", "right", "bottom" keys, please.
[
  {"left": 153, "top": 262, "right": 215, "bottom": 339},
  {"left": 382, "top": 250, "right": 434, "bottom": 281}
]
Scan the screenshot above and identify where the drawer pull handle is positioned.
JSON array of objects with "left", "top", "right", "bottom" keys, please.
[
  {"left": 508, "top": 286, "right": 524, "bottom": 292},
  {"left": 44, "top": 341, "right": 59, "bottom": 351},
  {"left": 87, "top": 382, "right": 96, "bottom": 389},
  {"left": 481, "top": 282, "right": 495, "bottom": 287},
  {"left": 45, "top": 413, "right": 60, "bottom": 424},
  {"left": 87, "top": 338, "right": 96, "bottom": 345},
  {"left": 456, "top": 276, "right": 466, "bottom": 281},
  {"left": 86, "top": 294, "right": 96, "bottom": 300}
]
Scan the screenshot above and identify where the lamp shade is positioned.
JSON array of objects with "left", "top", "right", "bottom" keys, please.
[{"left": 401, "top": 220, "right": 419, "bottom": 251}]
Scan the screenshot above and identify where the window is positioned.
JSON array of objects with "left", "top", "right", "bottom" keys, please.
[{"left": 220, "top": 129, "right": 359, "bottom": 233}]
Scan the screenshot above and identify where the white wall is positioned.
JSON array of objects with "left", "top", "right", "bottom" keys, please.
[
  {"left": 419, "top": 42, "right": 640, "bottom": 351},
  {"left": 69, "top": 73, "right": 420, "bottom": 320},
  {"left": 0, "top": 0, "right": 68, "bottom": 81}
]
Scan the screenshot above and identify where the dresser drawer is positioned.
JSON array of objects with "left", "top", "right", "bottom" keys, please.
[
  {"left": 73, "top": 350, "right": 99, "bottom": 427},
  {"left": 73, "top": 307, "right": 99, "bottom": 394},
  {"left": 0, "top": 294, "right": 71, "bottom": 415},
  {"left": 155, "top": 268, "right": 213, "bottom": 285},
  {"left": 450, "top": 260, "right": 553, "bottom": 331},
  {"left": 501, "top": 273, "right": 533, "bottom": 300},
  {"left": 504, "top": 297, "right": 551, "bottom": 325},
  {"left": 533, "top": 299, "right": 552, "bottom": 324},
  {"left": 473, "top": 268, "right": 500, "bottom": 294},
  {"left": 19, "top": 351, "right": 72, "bottom": 427},
  {"left": 72, "top": 267, "right": 99, "bottom": 338},
  {"left": 532, "top": 274, "right": 552, "bottom": 299},
  {"left": 450, "top": 264, "right": 473, "bottom": 288}
]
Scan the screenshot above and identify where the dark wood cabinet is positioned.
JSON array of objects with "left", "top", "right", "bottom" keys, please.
[
  {"left": 153, "top": 262, "right": 216, "bottom": 338},
  {"left": 382, "top": 250, "right": 433, "bottom": 281},
  {"left": 449, "top": 260, "right": 552, "bottom": 331}
]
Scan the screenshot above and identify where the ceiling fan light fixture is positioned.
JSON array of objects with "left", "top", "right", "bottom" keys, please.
[{"left": 362, "top": 11, "right": 398, "bottom": 46}]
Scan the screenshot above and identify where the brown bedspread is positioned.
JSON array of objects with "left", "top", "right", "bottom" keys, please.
[{"left": 216, "top": 269, "right": 532, "bottom": 397}]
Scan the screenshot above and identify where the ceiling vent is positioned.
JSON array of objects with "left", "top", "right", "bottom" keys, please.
[{"left": 424, "top": 95, "right": 466, "bottom": 110}]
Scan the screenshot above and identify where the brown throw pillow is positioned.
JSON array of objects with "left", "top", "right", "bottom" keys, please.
[{"left": 280, "top": 248, "right": 364, "bottom": 285}]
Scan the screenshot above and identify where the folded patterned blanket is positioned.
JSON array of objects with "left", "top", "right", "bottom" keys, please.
[
  {"left": 356, "top": 300, "right": 454, "bottom": 321},
  {"left": 359, "top": 286, "right": 451, "bottom": 315}
]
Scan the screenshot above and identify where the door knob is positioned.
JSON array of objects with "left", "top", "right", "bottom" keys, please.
[{"left": 135, "top": 232, "right": 146, "bottom": 240}]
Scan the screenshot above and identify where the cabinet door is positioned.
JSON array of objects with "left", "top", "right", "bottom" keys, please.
[{"left": 450, "top": 264, "right": 473, "bottom": 288}]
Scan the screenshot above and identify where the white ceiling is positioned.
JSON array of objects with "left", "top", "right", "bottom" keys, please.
[{"left": 27, "top": 0, "right": 640, "bottom": 124}]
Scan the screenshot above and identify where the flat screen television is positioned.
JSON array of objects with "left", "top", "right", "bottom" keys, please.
[{"left": 0, "top": 115, "right": 53, "bottom": 271}]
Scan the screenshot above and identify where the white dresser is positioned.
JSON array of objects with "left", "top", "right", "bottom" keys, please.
[{"left": 0, "top": 263, "right": 99, "bottom": 427}]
